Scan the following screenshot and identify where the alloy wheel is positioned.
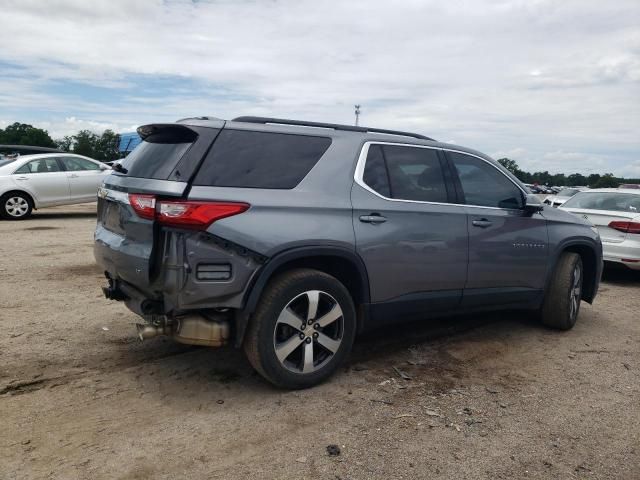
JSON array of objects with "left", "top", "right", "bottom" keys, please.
[
  {"left": 569, "top": 263, "right": 582, "bottom": 320},
  {"left": 272, "top": 290, "right": 344, "bottom": 374}
]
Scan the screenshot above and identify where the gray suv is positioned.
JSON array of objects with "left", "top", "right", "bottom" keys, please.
[{"left": 95, "top": 116, "right": 603, "bottom": 388}]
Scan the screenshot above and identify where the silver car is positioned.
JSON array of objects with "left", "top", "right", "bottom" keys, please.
[
  {"left": 544, "top": 187, "right": 588, "bottom": 207},
  {"left": 0, "top": 153, "right": 111, "bottom": 219},
  {"left": 561, "top": 188, "right": 640, "bottom": 270}
]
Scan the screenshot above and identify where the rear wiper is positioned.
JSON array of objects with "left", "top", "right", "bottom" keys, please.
[{"left": 112, "top": 163, "right": 128, "bottom": 174}]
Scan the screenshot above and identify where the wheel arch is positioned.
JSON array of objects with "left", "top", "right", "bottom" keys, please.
[
  {"left": 234, "top": 246, "right": 371, "bottom": 347},
  {"left": 550, "top": 241, "right": 601, "bottom": 304},
  {"left": 1, "top": 189, "right": 37, "bottom": 209}
]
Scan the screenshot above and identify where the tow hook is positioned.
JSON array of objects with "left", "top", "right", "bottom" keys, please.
[{"left": 102, "top": 283, "right": 127, "bottom": 301}]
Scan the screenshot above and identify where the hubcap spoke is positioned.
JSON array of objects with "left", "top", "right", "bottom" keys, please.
[
  {"left": 276, "top": 307, "right": 304, "bottom": 331},
  {"left": 275, "top": 335, "right": 304, "bottom": 363},
  {"left": 273, "top": 289, "right": 344, "bottom": 374},
  {"left": 316, "top": 331, "right": 341, "bottom": 353},
  {"left": 306, "top": 290, "right": 320, "bottom": 320},
  {"left": 316, "top": 303, "right": 343, "bottom": 328},
  {"left": 302, "top": 341, "right": 314, "bottom": 373}
]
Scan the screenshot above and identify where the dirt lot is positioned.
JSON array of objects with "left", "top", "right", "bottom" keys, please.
[{"left": 1, "top": 203, "right": 638, "bottom": 480}]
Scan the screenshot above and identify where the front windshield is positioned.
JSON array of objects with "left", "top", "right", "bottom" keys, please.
[
  {"left": 558, "top": 188, "right": 579, "bottom": 197},
  {"left": 563, "top": 192, "right": 640, "bottom": 213}
]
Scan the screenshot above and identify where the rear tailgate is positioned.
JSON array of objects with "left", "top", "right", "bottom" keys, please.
[{"left": 94, "top": 123, "right": 221, "bottom": 291}]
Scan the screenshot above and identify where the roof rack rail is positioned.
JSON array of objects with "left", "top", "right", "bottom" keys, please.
[{"left": 232, "top": 116, "right": 435, "bottom": 141}]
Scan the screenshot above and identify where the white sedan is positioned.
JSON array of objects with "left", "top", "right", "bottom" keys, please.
[
  {"left": 0, "top": 153, "right": 111, "bottom": 220},
  {"left": 560, "top": 188, "right": 640, "bottom": 270}
]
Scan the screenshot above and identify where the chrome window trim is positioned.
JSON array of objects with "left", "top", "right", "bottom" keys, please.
[{"left": 353, "top": 141, "right": 526, "bottom": 211}]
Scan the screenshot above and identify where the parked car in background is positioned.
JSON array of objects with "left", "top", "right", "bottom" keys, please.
[
  {"left": 619, "top": 184, "right": 640, "bottom": 190},
  {"left": 95, "top": 116, "right": 602, "bottom": 389},
  {"left": 0, "top": 153, "right": 111, "bottom": 219},
  {"left": 560, "top": 189, "right": 640, "bottom": 270},
  {"left": 544, "top": 187, "right": 589, "bottom": 207}
]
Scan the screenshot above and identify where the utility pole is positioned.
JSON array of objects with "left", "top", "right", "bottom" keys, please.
[{"left": 354, "top": 105, "right": 361, "bottom": 126}]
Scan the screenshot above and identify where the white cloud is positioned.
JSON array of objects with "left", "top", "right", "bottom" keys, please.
[{"left": 0, "top": 0, "right": 638, "bottom": 175}]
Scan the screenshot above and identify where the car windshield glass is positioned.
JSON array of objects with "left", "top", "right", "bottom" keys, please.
[
  {"left": 563, "top": 192, "right": 640, "bottom": 213},
  {"left": 0, "top": 159, "right": 17, "bottom": 168},
  {"left": 558, "top": 188, "right": 579, "bottom": 196}
]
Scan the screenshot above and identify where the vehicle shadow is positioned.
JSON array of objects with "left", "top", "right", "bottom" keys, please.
[
  {"left": 30, "top": 211, "right": 97, "bottom": 220},
  {"left": 601, "top": 264, "right": 640, "bottom": 285},
  {"left": 113, "top": 309, "right": 532, "bottom": 397}
]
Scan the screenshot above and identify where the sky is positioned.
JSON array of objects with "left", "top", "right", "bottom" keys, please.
[{"left": 0, "top": 0, "right": 638, "bottom": 177}]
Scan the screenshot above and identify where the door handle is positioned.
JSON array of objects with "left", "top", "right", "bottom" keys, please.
[
  {"left": 359, "top": 214, "right": 387, "bottom": 224},
  {"left": 15, "top": 176, "right": 28, "bottom": 180},
  {"left": 472, "top": 219, "right": 492, "bottom": 228},
  {"left": 69, "top": 174, "right": 79, "bottom": 178}
]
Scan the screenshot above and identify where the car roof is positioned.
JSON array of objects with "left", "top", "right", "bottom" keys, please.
[{"left": 577, "top": 188, "right": 640, "bottom": 194}]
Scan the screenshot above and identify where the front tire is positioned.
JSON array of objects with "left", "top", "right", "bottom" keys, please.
[
  {"left": 1, "top": 193, "right": 33, "bottom": 220},
  {"left": 540, "top": 252, "right": 583, "bottom": 330},
  {"left": 244, "top": 268, "right": 356, "bottom": 389}
]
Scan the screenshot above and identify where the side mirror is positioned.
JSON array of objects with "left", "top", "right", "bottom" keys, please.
[
  {"left": 524, "top": 193, "right": 544, "bottom": 214},
  {"left": 100, "top": 165, "right": 109, "bottom": 170}
]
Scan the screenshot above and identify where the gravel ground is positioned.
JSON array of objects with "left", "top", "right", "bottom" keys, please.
[{"left": 1, "top": 203, "right": 638, "bottom": 480}]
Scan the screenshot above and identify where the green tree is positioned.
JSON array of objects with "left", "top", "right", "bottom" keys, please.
[
  {"left": 592, "top": 173, "right": 619, "bottom": 189},
  {"left": 0, "top": 122, "right": 56, "bottom": 147},
  {"left": 497, "top": 158, "right": 519, "bottom": 174},
  {"left": 92, "top": 130, "right": 120, "bottom": 161},
  {"left": 71, "top": 130, "right": 100, "bottom": 157},
  {"left": 56, "top": 136, "right": 73, "bottom": 152},
  {"left": 566, "top": 173, "right": 587, "bottom": 186}
]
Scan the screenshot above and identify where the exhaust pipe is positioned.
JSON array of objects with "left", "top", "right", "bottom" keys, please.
[
  {"left": 135, "top": 323, "right": 170, "bottom": 341},
  {"left": 135, "top": 312, "right": 230, "bottom": 347}
]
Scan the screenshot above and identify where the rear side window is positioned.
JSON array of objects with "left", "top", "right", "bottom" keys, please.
[
  {"left": 121, "top": 127, "right": 197, "bottom": 179},
  {"left": 362, "top": 144, "right": 448, "bottom": 203},
  {"left": 61, "top": 157, "right": 100, "bottom": 171},
  {"left": 15, "top": 158, "right": 61, "bottom": 174},
  {"left": 193, "top": 130, "right": 331, "bottom": 189}
]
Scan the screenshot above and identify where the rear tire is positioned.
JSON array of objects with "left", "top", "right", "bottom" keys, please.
[
  {"left": 244, "top": 268, "right": 356, "bottom": 389},
  {"left": 0, "top": 192, "right": 33, "bottom": 220},
  {"left": 540, "top": 252, "right": 583, "bottom": 330}
]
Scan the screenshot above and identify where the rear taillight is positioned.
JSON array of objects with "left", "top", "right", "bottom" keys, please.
[
  {"left": 129, "top": 194, "right": 156, "bottom": 220},
  {"left": 157, "top": 201, "right": 249, "bottom": 228},
  {"left": 128, "top": 194, "right": 249, "bottom": 229},
  {"left": 608, "top": 221, "right": 640, "bottom": 234}
]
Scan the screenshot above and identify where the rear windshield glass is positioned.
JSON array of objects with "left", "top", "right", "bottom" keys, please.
[
  {"left": 120, "top": 128, "right": 196, "bottom": 179},
  {"left": 193, "top": 129, "right": 331, "bottom": 189},
  {"left": 558, "top": 188, "right": 580, "bottom": 196},
  {"left": 0, "top": 159, "right": 17, "bottom": 168},
  {"left": 563, "top": 192, "right": 640, "bottom": 213}
]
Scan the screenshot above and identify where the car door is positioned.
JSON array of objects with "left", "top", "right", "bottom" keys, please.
[
  {"left": 352, "top": 142, "right": 468, "bottom": 326},
  {"left": 446, "top": 151, "right": 548, "bottom": 308},
  {"left": 60, "top": 156, "right": 106, "bottom": 201},
  {"left": 12, "top": 157, "right": 71, "bottom": 206}
]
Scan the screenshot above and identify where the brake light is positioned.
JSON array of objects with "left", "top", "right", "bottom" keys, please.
[
  {"left": 157, "top": 201, "right": 249, "bottom": 229},
  {"left": 128, "top": 193, "right": 249, "bottom": 229},
  {"left": 608, "top": 221, "right": 640, "bottom": 234},
  {"left": 129, "top": 194, "right": 156, "bottom": 220}
]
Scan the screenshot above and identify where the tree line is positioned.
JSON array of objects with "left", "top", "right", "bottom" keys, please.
[
  {"left": 496, "top": 158, "right": 637, "bottom": 189},
  {"left": 1, "top": 122, "right": 638, "bottom": 187},
  {"left": 0, "top": 122, "right": 120, "bottom": 162}
]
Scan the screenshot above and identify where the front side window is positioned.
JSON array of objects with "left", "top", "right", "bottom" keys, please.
[
  {"left": 362, "top": 144, "right": 448, "bottom": 202},
  {"left": 450, "top": 152, "right": 523, "bottom": 209},
  {"left": 14, "top": 158, "right": 61, "bottom": 174},
  {"left": 562, "top": 192, "right": 640, "bottom": 213},
  {"left": 61, "top": 157, "right": 100, "bottom": 171}
]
